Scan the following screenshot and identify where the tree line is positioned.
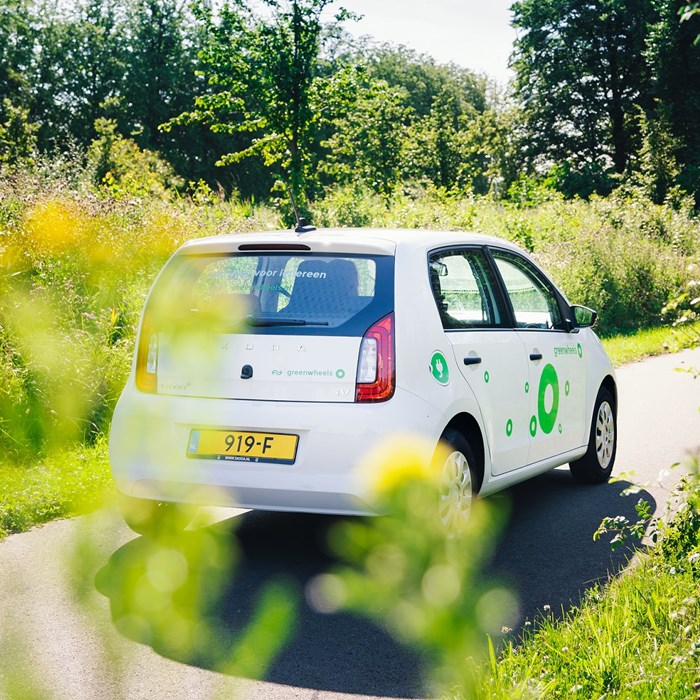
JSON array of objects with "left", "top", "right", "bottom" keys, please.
[{"left": 1, "top": 0, "right": 699, "bottom": 208}]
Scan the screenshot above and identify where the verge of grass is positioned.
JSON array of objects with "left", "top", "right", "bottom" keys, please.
[
  {"left": 476, "top": 554, "right": 700, "bottom": 699},
  {"left": 601, "top": 321, "right": 700, "bottom": 366},
  {"left": 475, "top": 458, "right": 700, "bottom": 699},
  {"left": 0, "top": 437, "right": 113, "bottom": 538}
]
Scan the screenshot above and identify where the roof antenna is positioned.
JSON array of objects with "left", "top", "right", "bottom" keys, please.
[{"left": 288, "top": 184, "right": 316, "bottom": 234}]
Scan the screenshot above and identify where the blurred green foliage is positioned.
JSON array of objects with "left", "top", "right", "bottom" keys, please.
[
  {"left": 94, "top": 509, "right": 298, "bottom": 676},
  {"left": 321, "top": 436, "right": 513, "bottom": 696}
]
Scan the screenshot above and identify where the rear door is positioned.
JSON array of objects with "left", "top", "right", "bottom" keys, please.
[{"left": 429, "top": 247, "right": 531, "bottom": 475}]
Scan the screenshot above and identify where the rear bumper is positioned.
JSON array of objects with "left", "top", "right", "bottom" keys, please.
[{"left": 109, "top": 386, "right": 443, "bottom": 516}]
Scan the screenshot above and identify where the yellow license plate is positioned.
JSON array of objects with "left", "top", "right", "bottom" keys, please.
[{"left": 187, "top": 429, "right": 299, "bottom": 465}]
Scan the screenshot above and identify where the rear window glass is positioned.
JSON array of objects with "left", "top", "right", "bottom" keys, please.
[{"left": 147, "top": 252, "right": 394, "bottom": 336}]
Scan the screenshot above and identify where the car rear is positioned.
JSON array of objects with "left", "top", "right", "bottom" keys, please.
[{"left": 109, "top": 232, "right": 439, "bottom": 515}]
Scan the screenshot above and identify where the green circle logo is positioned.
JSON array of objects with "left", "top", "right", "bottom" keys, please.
[
  {"left": 525, "top": 381, "right": 530, "bottom": 394},
  {"left": 336, "top": 369, "right": 346, "bottom": 379},
  {"left": 506, "top": 419, "right": 513, "bottom": 437},
  {"left": 430, "top": 351, "right": 450, "bottom": 385},
  {"left": 565, "top": 380, "right": 570, "bottom": 397},
  {"left": 558, "top": 424, "right": 563, "bottom": 434},
  {"left": 529, "top": 415, "right": 537, "bottom": 437},
  {"left": 577, "top": 343, "right": 583, "bottom": 359},
  {"left": 537, "top": 363, "right": 560, "bottom": 435},
  {"left": 484, "top": 371, "right": 490, "bottom": 384}
]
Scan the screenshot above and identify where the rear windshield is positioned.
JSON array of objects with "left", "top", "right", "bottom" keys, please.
[{"left": 146, "top": 252, "right": 395, "bottom": 336}]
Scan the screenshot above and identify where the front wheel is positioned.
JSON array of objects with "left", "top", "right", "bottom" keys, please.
[
  {"left": 569, "top": 386, "right": 617, "bottom": 484},
  {"left": 438, "top": 429, "right": 477, "bottom": 529}
]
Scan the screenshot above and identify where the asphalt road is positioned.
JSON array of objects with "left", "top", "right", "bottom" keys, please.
[{"left": 1, "top": 348, "right": 699, "bottom": 700}]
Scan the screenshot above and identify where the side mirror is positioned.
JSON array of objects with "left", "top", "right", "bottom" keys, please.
[{"left": 571, "top": 305, "right": 598, "bottom": 328}]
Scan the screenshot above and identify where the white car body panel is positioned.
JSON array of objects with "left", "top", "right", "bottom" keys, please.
[{"left": 157, "top": 333, "right": 361, "bottom": 403}]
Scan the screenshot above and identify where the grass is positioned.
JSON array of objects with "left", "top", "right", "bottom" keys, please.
[
  {"left": 476, "top": 553, "right": 700, "bottom": 698},
  {"left": 474, "top": 457, "right": 700, "bottom": 699},
  {"left": 601, "top": 321, "right": 700, "bottom": 366},
  {"left": 0, "top": 438, "right": 112, "bottom": 538}
]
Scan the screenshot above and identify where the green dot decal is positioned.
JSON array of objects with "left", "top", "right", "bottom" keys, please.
[
  {"left": 525, "top": 381, "right": 530, "bottom": 394},
  {"left": 565, "top": 380, "right": 570, "bottom": 396},
  {"left": 577, "top": 343, "right": 583, "bottom": 358},
  {"left": 506, "top": 419, "right": 513, "bottom": 437},
  {"left": 558, "top": 424, "right": 563, "bottom": 434},
  {"left": 430, "top": 351, "right": 450, "bottom": 385},
  {"left": 529, "top": 415, "right": 537, "bottom": 437},
  {"left": 537, "top": 363, "right": 560, "bottom": 435},
  {"left": 336, "top": 369, "right": 346, "bottom": 379},
  {"left": 484, "top": 371, "right": 490, "bottom": 383}
]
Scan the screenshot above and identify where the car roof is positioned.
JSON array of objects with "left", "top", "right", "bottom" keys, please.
[{"left": 177, "top": 227, "right": 525, "bottom": 257}]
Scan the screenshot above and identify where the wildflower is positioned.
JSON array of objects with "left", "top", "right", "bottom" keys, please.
[{"left": 357, "top": 434, "right": 445, "bottom": 497}]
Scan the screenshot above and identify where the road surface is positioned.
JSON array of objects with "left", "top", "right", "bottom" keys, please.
[{"left": 1, "top": 348, "right": 699, "bottom": 700}]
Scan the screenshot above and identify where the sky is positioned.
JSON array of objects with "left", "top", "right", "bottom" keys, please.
[{"left": 334, "top": 0, "right": 518, "bottom": 85}]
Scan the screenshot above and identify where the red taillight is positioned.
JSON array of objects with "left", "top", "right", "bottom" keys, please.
[
  {"left": 356, "top": 313, "right": 395, "bottom": 402},
  {"left": 135, "top": 315, "right": 158, "bottom": 393}
]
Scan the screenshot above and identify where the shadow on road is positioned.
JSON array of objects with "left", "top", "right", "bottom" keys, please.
[
  {"left": 489, "top": 468, "right": 656, "bottom": 628},
  {"left": 95, "top": 472, "right": 654, "bottom": 698},
  {"left": 96, "top": 510, "right": 426, "bottom": 698}
]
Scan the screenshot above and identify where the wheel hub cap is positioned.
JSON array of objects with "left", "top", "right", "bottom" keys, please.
[
  {"left": 440, "top": 450, "right": 473, "bottom": 529},
  {"left": 595, "top": 401, "right": 615, "bottom": 469}
]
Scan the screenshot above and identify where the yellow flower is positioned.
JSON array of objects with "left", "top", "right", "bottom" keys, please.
[
  {"left": 26, "top": 199, "right": 82, "bottom": 253},
  {"left": 357, "top": 433, "right": 448, "bottom": 497}
]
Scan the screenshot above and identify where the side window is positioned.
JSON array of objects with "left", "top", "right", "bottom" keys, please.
[
  {"left": 428, "top": 248, "right": 504, "bottom": 329},
  {"left": 491, "top": 250, "right": 564, "bottom": 330}
]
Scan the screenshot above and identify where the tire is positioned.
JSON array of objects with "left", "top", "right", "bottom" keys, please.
[
  {"left": 438, "top": 428, "right": 478, "bottom": 529},
  {"left": 117, "top": 494, "right": 191, "bottom": 535},
  {"left": 569, "top": 386, "right": 617, "bottom": 484}
]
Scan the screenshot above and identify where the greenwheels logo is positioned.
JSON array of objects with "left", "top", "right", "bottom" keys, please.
[
  {"left": 531, "top": 363, "right": 560, "bottom": 436},
  {"left": 430, "top": 351, "right": 450, "bottom": 385}
]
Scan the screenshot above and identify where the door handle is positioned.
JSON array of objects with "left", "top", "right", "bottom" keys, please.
[
  {"left": 529, "top": 353, "right": 543, "bottom": 361},
  {"left": 463, "top": 356, "right": 482, "bottom": 366}
]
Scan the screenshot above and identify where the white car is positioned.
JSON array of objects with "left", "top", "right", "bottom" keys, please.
[{"left": 109, "top": 228, "right": 617, "bottom": 531}]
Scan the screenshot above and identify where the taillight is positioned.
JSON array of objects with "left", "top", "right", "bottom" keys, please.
[
  {"left": 135, "top": 315, "right": 158, "bottom": 393},
  {"left": 356, "top": 313, "right": 395, "bottom": 402}
]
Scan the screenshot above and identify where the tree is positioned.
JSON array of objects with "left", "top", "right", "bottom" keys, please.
[
  {"left": 511, "top": 0, "right": 656, "bottom": 196},
  {"left": 0, "top": 98, "right": 38, "bottom": 165},
  {"left": 647, "top": 0, "right": 700, "bottom": 203},
  {"left": 52, "top": 0, "right": 127, "bottom": 144},
  {"left": 318, "top": 65, "right": 411, "bottom": 195},
  {"left": 363, "top": 44, "right": 486, "bottom": 118},
  {"left": 118, "top": 0, "right": 224, "bottom": 184},
  {"left": 0, "top": 0, "right": 35, "bottom": 111},
  {"left": 165, "top": 0, "right": 352, "bottom": 207}
]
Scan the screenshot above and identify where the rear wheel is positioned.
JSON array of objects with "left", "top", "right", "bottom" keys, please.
[
  {"left": 569, "top": 387, "right": 617, "bottom": 484},
  {"left": 118, "top": 494, "right": 192, "bottom": 535},
  {"left": 438, "top": 428, "right": 477, "bottom": 529}
]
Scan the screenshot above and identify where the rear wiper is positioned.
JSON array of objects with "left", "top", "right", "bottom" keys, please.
[{"left": 246, "top": 316, "right": 329, "bottom": 327}]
